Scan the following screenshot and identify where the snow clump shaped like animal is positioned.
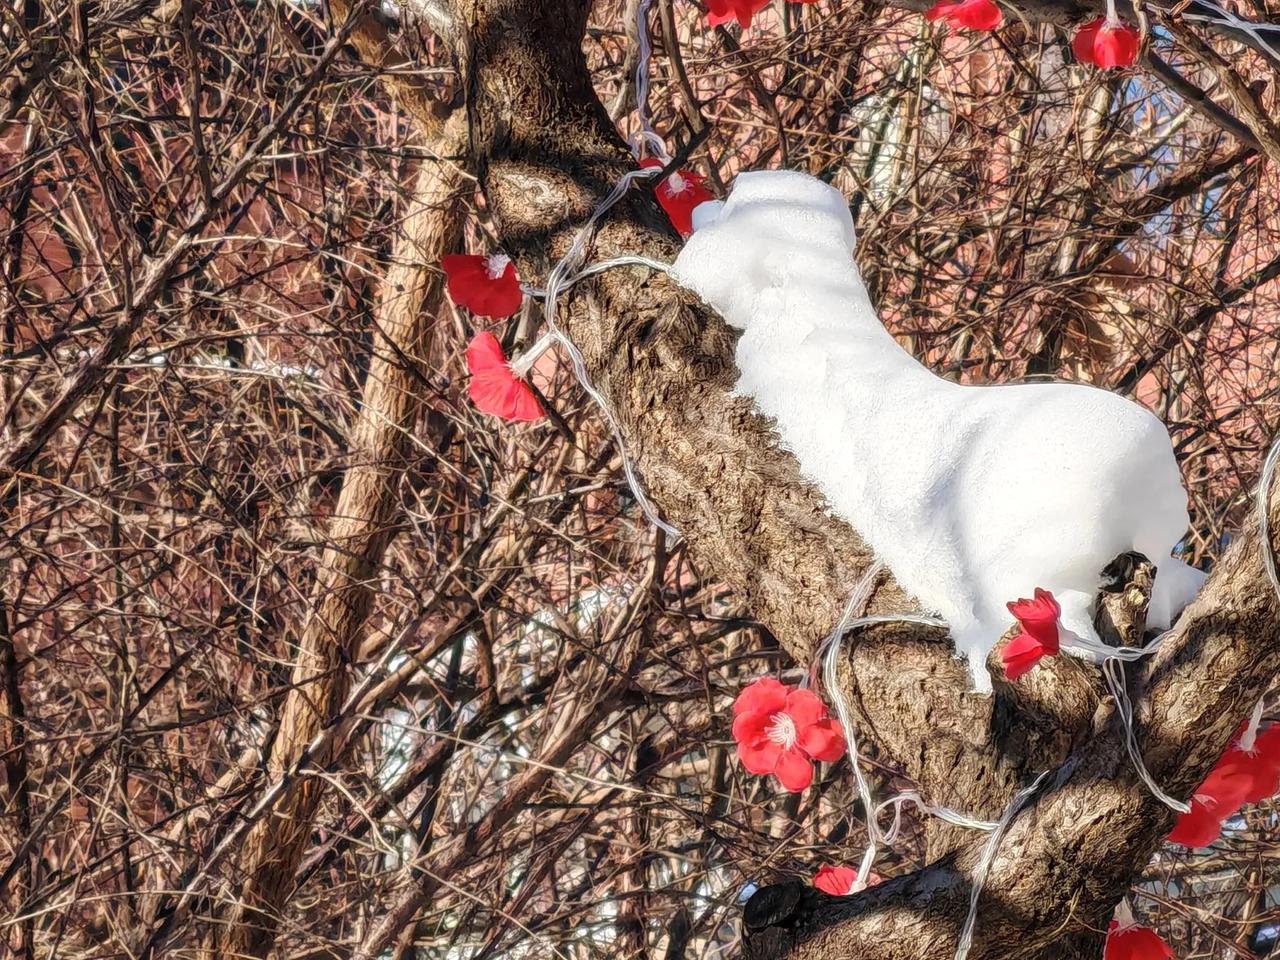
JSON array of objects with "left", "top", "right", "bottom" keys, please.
[{"left": 670, "top": 170, "right": 1204, "bottom": 692}]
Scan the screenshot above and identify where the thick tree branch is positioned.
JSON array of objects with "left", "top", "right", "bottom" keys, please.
[
  {"left": 454, "top": 1, "right": 1280, "bottom": 957},
  {"left": 1168, "top": 22, "right": 1280, "bottom": 165}
]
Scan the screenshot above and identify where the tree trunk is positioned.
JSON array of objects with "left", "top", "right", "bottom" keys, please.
[{"left": 206, "top": 118, "right": 467, "bottom": 958}]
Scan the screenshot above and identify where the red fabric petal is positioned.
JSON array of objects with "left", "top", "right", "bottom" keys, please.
[
  {"left": 1243, "top": 725, "right": 1280, "bottom": 801},
  {"left": 924, "top": 0, "right": 1002, "bottom": 30},
  {"left": 813, "top": 865, "right": 859, "bottom": 896},
  {"left": 465, "top": 329, "right": 507, "bottom": 372},
  {"left": 1072, "top": 18, "right": 1103, "bottom": 64},
  {"left": 1212, "top": 747, "right": 1268, "bottom": 804},
  {"left": 1199, "top": 755, "right": 1255, "bottom": 813},
  {"left": 469, "top": 369, "right": 519, "bottom": 420},
  {"left": 705, "top": 0, "right": 768, "bottom": 27},
  {"left": 783, "top": 688, "right": 828, "bottom": 728},
  {"left": 442, "top": 254, "right": 524, "bottom": 319},
  {"left": 1245, "top": 767, "right": 1280, "bottom": 803},
  {"left": 734, "top": 677, "right": 790, "bottom": 717},
  {"left": 464, "top": 333, "right": 545, "bottom": 422},
  {"left": 1006, "top": 588, "right": 1061, "bottom": 652},
  {"left": 731, "top": 709, "right": 772, "bottom": 745},
  {"left": 508, "top": 382, "right": 544, "bottom": 421},
  {"left": 1092, "top": 21, "right": 1140, "bottom": 68},
  {"left": 797, "top": 717, "right": 847, "bottom": 763},
  {"left": 1167, "top": 756, "right": 1253, "bottom": 847},
  {"left": 737, "top": 731, "right": 783, "bottom": 776},
  {"left": 640, "top": 159, "right": 716, "bottom": 237},
  {"left": 773, "top": 747, "right": 814, "bottom": 792},
  {"left": 1001, "top": 631, "right": 1054, "bottom": 680},
  {"left": 1167, "top": 800, "right": 1226, "bottom": 847},
  {"left": 1104, "top": 924, "right": 1173, "bottom": 960}
]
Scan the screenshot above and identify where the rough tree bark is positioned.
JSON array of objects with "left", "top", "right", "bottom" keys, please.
[{"left": 437, "top": 1, "right": 1280, "bottom": 957}]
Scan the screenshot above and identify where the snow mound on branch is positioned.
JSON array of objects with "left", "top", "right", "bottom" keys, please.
[{"left": 670, "top": 170, "right": 1203, "bottom": 692}]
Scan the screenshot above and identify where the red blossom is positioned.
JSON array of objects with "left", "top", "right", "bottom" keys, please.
[
  {"left": 705, "top": 0, "right": 819, "bottom": 26},
  {"left": 464, "top": 332, "right": 545, "bottom": 423},
  {"left": 1006, "top": 588, "right": 1061, "bottom": 646},
  {"left": 731, "top": 678, "right": 846, "bottom": 792},
  {"left": 442, "top": 253, "right": 524, "bottom": 319},
  {"left": 1001, "top": 588, "right": 1062, "bottom": 680},
  {"left": 813, "top": 864, "right": 882, "bottom": 895},
  {"left": 924, "top": 0, "right": 1002, "bottom": 31},
  {"left": 1166, "top": 767, "right": 1250, "bottom": 847},
  {"left": 1166, "top": 798, "right": 1227, "bottom": 848},
  {"left": 1103, "top": 919, "right": 1173, "bottom": 960},
  {"left": 705, "top": 0, "right": 769, "bottom": 27},
  {"left": 1072, "top": 17, "right": 1141, "bottom": 68},
  {"left": 1167, "top": 721, "right": 1272, "bottom": 847},
  {"left": 639, "top": 159, "right": 715, "bottom": 238}
]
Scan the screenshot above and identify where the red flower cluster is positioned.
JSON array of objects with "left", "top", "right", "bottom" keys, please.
[
  {"left": 639, "top": 159, "right": 715, "bottom": 238},
  {"left": 1104, "top": 919, "right": 1173, "bottom": 960},
  {"left": 1168, "top": 717, "right": 1280, "bottom": 847},
  {"left": 1072, "top": 17, "right": 1141, "bottom": 68},
  {"left": 705, "top": 0, "right": 817, "bottom": 29},
  {"left": 732, "top": 678, "right": 846, "bottom": 792},
  {"left": 464, "top": 332, "right": 545, "bottom": 423},
  {"left": 442, "top": 253, "right": 524, "bottom": 319},
  {"left": 1001, "top": 588, "right": 1062, "bottom": 680},
  {"left": 813, "top": 864, "right": 882, "bottom": 895},
  {"left": 924, "top": 0, "right": 1002, "bottom": 31}
]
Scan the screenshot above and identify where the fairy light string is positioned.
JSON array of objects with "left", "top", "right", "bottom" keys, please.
[{"left": 501, "top": 1, "right": 682, "bottom": 540}]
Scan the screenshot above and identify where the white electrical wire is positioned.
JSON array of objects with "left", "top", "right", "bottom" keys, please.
[
  {"left": 954, "top": 768, "right": 1052, "bottom": 960},
  {"left": 631, "top": 0, "right": 672, "bottom": 163},
  {"left": 531, "top": 168, "right": 681, "bottom": 540},
  {"left": 1178, "top": 0, "right": 1280, "bottom": 68},
  {"left": 1257, "top": 429, "right": 1280, "bottom": 606},
  {"left": 815, "top": 563, "right": 1002, "bottom": 903},
  {"left": 499, "top": 3, "right": 689, "bottom": 540},
  {"left": 1102, "top": 656, "right": 1190, "bottom": 813}
]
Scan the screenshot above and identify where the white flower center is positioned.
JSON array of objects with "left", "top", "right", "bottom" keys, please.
[
  {"left": 766, "top": 712, "right": 798, "bottom": 749},
  {"left": 485, "top": 253, "right": 511, "bottom": 279},
  {"left": 666, "top": 172, "right": 687, "bottom": 195}
]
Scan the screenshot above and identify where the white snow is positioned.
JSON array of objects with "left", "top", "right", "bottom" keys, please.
[{"left": 670, "top": 170, "right": 1204, "bottom": 692}]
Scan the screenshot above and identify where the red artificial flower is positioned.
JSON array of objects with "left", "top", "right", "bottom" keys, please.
[
  {"left": 1104, "top": 919, "right": 1173, "bottom": 960},
  {"left": 1167, "top": 735, "right": 1256, "bottom": 847},
  {"left": 442, "top": 253, "right": 524, "bottom": 319},
  {"left": 705, "top": 0, "right": 769, "bottom": 27},
  {"left": 640, "top": 159, "right": 715, "bottom": 238},
  {"left": 924, "top": 0, "right": 1002, "bottom": 31},
  {"left": 1167, "top": 777, "right": 1249, "bottom": 847},
  {"left": 813, "top": 864, "right": 882, "bottom": 895},
  {"left": 1072, "top": 17, "right": 1141, "bottom": 68},
  {"left": 705, "top": 0, "right": 819, "bottom": 27},
  {"left": 1001, "top": 588, "right": 1062, "bottom": 680},
  {"left": 464, "top": 332, "right": 545, "bottom": 422},
  {"left": 1166, "top": 798, "right": 1226, "bottom": 848},
  {"left": 732, "top": 677, "right": 846, "bottom": 792}
]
